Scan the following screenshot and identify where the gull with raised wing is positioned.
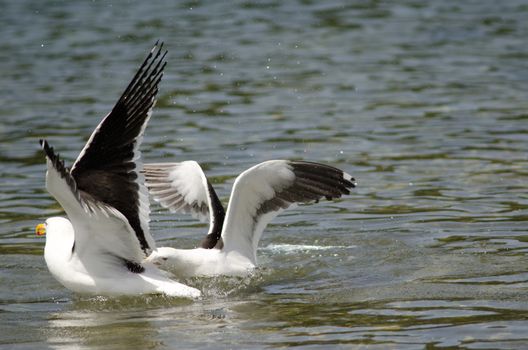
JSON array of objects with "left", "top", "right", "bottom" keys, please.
[
  {"left": 143, "top": 160, "right": 355, "bottom": 277},
  {"left": 36, "top": 42, "right": 201, "bottom": 298}
]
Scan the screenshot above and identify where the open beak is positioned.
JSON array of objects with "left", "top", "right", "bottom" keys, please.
[{"left": 35, "top": 223, "right": 46, "bottom": 236}]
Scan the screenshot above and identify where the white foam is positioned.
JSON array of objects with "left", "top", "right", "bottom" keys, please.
[{"left": 261, "top": 243, "right": 355, "bottom": 253}]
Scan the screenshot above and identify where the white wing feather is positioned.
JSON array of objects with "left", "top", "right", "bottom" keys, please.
[
  {"left": 144, "top": 161, "right": 211, "bottom": 222},
  {"left": 221, "top": 161, "right": 295, "bottom": 263},
  {"left": 221, "top": 160, "right": 355, "bottom": 264},
  {"left": 44, "top": 158, "right": 146, "bottom": 265}
]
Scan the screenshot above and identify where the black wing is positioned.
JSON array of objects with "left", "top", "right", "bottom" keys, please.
[{"left": 69, "top": 42, "right": 167, "bottom": 254}]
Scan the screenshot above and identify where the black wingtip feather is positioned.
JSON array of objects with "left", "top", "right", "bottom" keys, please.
[
  {"left": 40, "top": 139, "right": 78, "bottom": 194},
  {"left": 117, "top": 41, "right": 167, "bottom": 109},
  {"left": 67, "top": 43, "right": 168, "bottom": 255},
  {"left": 289, "top": 161, "right": 356, "bottom": 201},
  {"left": 256, "top": 161, "right": 356, "bottom": 217},
  {"left": 124, "top": 259, "right": 145, "bottom": 274}
]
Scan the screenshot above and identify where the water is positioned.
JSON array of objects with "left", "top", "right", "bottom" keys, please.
[{"left": 1, "top": 0, "right": 528, "bottom": 348}]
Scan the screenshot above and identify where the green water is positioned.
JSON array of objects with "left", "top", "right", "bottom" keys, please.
[{"left": 1, "top": 0, "right": 528, "bottom": 348}]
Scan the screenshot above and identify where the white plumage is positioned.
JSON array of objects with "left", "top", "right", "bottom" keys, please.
[{"left": 145, "top": 161, "right": 212, "bottom": 222}]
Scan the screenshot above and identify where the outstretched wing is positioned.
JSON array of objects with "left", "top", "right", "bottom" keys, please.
[
  {"left": 143, "top": 161, "right": 225, "bottom": 249},
  {"left": 221, "top": 160, "right": 356, "bottom": 264},
  {"left": 40, "top": 140, "right": 146, "bottom": 267},
  {"left": 69, "top": 42, "right": 167, "bottom": 255}
]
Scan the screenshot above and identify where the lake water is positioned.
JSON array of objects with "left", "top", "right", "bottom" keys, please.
[{"left": 1, "top": 0, "right": 528, "bottom": 349}]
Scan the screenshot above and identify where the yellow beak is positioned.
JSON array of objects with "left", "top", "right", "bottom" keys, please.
[{"left": 35, "top": 223, "right": 46, "bottom": 236}]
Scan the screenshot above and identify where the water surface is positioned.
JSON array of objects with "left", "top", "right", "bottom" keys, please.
[{"left": 1, "top": 0, "right": 528, "bottom": 349}]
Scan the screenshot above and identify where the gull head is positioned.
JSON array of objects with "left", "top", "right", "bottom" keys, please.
[
  {"left": 36, "top": 217, "right": 75, "bottom": 246},
  {"left": 145, "top": 247, "right": 174, "bottom": 267}
]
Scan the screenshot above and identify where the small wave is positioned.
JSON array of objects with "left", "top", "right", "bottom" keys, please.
[{"left": 261, "top": 243, "right": 355, "bottom": 254}]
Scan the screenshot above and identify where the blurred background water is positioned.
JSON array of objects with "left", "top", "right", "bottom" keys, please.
[{"left": 1, "top": 0, "right": 528, "bottom": 349}]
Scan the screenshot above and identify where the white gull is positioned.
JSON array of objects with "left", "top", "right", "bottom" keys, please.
[
  {"left": 36, "top": 42, "right": 200, "bottom": 299},
  {"left": 143, "top": 159, "right": 356, "bottom": 277}
]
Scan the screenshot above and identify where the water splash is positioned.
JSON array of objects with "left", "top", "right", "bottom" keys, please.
[{"left": 261, "top": 243, "right": 355, "bottom": 254}]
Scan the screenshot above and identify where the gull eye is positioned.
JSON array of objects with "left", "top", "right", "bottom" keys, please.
[{"left": 162, "top": 257, "right": 168, "bottom": 261}]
